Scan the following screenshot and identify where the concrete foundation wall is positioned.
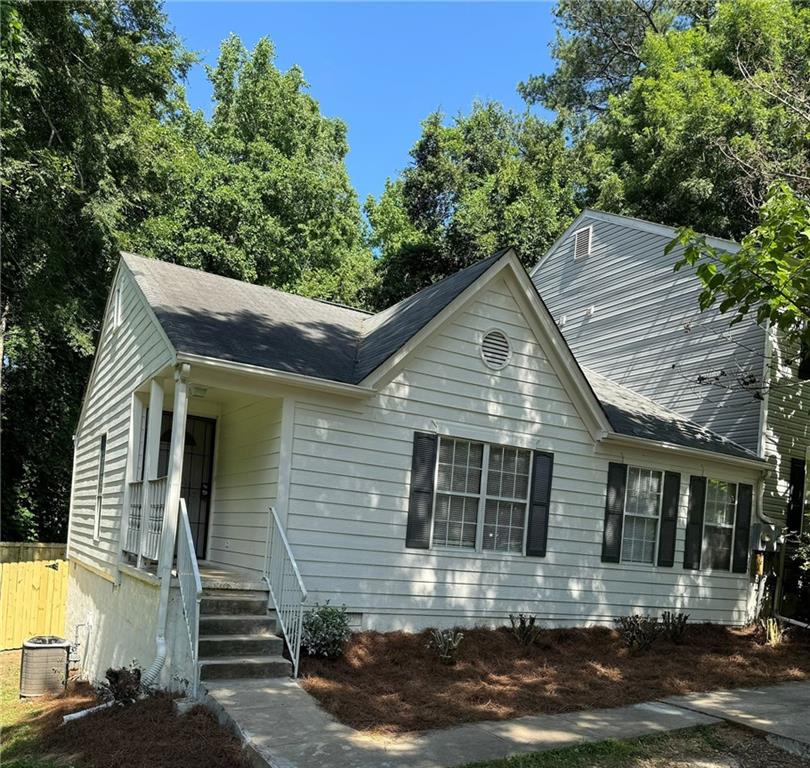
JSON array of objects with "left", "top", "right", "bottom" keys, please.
[{"left": 66, "top": 559, "right": 194, "bottom": 693}]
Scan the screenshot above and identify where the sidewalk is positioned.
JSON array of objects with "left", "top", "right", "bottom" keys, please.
[{"left": 204, "top": 678, "right": 730, "bottom": 768}]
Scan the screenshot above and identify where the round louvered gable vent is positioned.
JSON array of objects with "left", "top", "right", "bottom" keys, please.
[{"left": 481, "top": 329, "right": 511, "bottom": 370}]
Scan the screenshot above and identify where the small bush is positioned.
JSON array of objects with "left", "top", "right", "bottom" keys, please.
[
  {"left": 426, "top": 628, "right": 464, "bottom": 664},
  {"left": 101, "top": 665, "right": 141, "bottom": 703},
  {"left": 301, "top": 601, "right": 352, "bottom": 659},
  {"left": 660, "top": 611, "right": 689, "bottom": 643},
  {"left": 615, "top": 615, "right": 660, "bottom": 650},
  {"left": 509, "top": 613, "right": 541, "bottom": 646}
]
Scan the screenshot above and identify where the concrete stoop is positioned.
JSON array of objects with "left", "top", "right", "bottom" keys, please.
[{"left": 198, "top": 586, "right": 291, "bottom": 683}]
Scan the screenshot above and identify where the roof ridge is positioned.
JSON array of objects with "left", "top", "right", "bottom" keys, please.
[{"left": 120, "top": 251, "right": 372, "bottom": 318}]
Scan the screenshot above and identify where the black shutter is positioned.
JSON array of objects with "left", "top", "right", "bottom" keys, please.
[
  {"left": 657, "top": 471, "right": 681, "bottom": 567},
  {"left": 683, "top": 476, "right": 706, "bottom": 570},
  {"left": 787, "top": 458, "right": 806, "bottom": 534},
  {"left": 732, "top": 483, "right": 753, "bottom": 574},
  {"left": 405, "top": 432, "right": 438, "bottom": 549},
  {"left": 601, "top": 462, "right": 627, "bottom": 563},
  {"left": 526, "top": 451, "right": 554, "bottom": 557}
]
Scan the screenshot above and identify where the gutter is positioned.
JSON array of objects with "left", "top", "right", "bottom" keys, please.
[
  {"left": 175, "top": 352, "right": 375, "bottom": 399},
  {"left": 601, "top": 432, "right": 770, "bottom": 472}
]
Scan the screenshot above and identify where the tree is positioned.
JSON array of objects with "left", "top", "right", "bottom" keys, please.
[
  {"left": 367, "top": 102, "right": 584, "bottom": 307},
  {"left": 124, "top": 35, "right": 375, "bottom": 308},
  {"left": 528, "top": 0, "right": 810, "bottom": 240},
  {"left": 1, "top": 0, "right": 191, "bottom": 541},
  {"left": 518, "top": 0, "right": 715, "bottom": 117},
  {"left": 670, "top": 183, "right": 810, "bottom": 350}
]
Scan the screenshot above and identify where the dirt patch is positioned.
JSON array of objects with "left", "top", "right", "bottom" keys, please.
[{"left": 300, "top": 624, "right": 810, "bottom": 734}]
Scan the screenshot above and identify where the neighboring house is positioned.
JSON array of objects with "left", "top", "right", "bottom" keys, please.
[
  {"left": 532, "top": 209, "right": 809, "bottom": 537},
  {"left": 66, "top": 246, "right": 769, "bottom": 693}
]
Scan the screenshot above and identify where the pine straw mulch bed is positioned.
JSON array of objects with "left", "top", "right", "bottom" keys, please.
[
  {"left": 299, "top": 624, "right": 810, "bottom": 735},
  {"left": 1, "top": 652, "right": 251, "bottom": 768}
]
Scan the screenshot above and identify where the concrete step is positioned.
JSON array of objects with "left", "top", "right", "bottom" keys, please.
[
  {"left": 201, "top": 588, "right": 268, "bottom": 600},
  {"left": 200, "top": 595, "right": 267, "bottom": 616},
  {"left": 199, "top": 655, "right": 291, "bottom": 681},
  {"left": 199, "top": 634, "right": 283, "bottom": 658},
  {"left": 199, "top": 614, "right": 277, "bottom": 637}
]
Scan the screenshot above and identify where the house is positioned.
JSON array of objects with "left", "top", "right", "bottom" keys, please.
[
  {"left": 66, "top": 239, "right": 773, "bottom": 694},
  {"left": 532, "top": 209, "right": 809, "bottom": 537}
]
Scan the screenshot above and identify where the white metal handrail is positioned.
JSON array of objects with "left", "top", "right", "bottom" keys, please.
[
  {"left": 177, "top": 498, "right": 202, "bottom": 697},
  {"left": 143, "top": 476, "right": 168, "bottom": 561},
  {"left": 263, "top": 506, "right": 308, "bottom": 677},
  {"left": 124, "top": 481, "right": 144, "bottom": 555}
]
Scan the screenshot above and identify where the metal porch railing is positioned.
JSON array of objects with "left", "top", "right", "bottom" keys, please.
[
  {"left": 263, "top": 506, "right": 308, "bottom": 677},
  {"left": 177, "top": 498, "right": 202, "bottom": 697}
]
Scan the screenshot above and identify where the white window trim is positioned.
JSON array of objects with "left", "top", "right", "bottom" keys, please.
[
  {"left": 429, "top": 436, "right": 534, "bottom": 556},
  {"left": 700, "top": 479, "right": 738, "bottom": 572},
  {"left": 573, "top": 226, "right": 592, "bottom": 259},
  {"left": 619, "top": 465, "right": 663, "bottom": 566},
  {"left": 93, "top": 433, "right": 107, "bottom": 542}
]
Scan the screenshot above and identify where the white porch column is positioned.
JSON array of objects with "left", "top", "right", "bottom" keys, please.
[
  {"left": 139, "top": 379, "right": 165, "bottom": 567},
  {"left": 157, "top": 364, "right": 190, "bottom": 574}
]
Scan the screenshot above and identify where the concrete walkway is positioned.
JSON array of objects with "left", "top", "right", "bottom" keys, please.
[
  {"left": 663, "top": 681, "right": 810, "bottom": 758},
  {"left": 204, "top": 679, "right": 724, "bottom": 768}
]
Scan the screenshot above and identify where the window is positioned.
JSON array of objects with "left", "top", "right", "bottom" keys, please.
[
  {"left": 94, "top": 434, "right": 107, "bottom": 540},
  {"left": 574, "top": 226, "right": 592, "bottom": 259},
  {"left": 621, "top": 467, "right": 662, "bottom": 564},
  {"left": 112, "top": 285, "right": 122, "bottom": 329},
  {"left": 703, "top": 479, "right": 737, "bottom": 570},
  {"left": 431, "top": 437, "right": 532, "bottom": 554}
]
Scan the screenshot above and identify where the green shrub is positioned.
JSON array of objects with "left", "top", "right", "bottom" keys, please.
[
  {"left": 301, "top": 602, "right": 352, "bottom": 659},
  {"left": 509, "top": 613, "right": 541, "bottom": 646},
  {"left": 660, "top": 611, "right": 689, "bottom": 643},
  {"left": 614, "top": 615, "right": 660, "bottom": 650}
]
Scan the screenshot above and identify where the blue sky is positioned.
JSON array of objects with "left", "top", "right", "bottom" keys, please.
[{"left": 165, "top": 2, "right": 557, "bottom": 205}]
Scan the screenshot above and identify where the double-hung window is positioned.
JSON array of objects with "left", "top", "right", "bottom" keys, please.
[
  {"left": 621, "top": 467, "right": 662, "bottom": 564},
  {"left": 431, "top": 437, "right": 532, "bottom": 554},
  {"left": 94, "top": 434, "right": 107, "bottom": 540},
  {"left": 702, "top": 479, "right": 737, "bottom": 570}
]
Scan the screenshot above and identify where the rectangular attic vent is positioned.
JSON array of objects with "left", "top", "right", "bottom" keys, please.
[{"left": 574, "top": 226, "right": 592, "bottom": 259}]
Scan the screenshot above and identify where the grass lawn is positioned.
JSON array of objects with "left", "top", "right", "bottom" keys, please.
[
  {"left": 0, "top": 650, "right": 251, "bottom": 768},
  {"left": 460, "top": 724, "right": 808, "bottom": 768},
  {"left": 300, "top": 623, "right": 810, "bottom": 734}
]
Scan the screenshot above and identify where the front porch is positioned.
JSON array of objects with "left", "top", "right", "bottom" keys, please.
[{"left": 115, "top": 363, "right": 308, "bottom": 690}]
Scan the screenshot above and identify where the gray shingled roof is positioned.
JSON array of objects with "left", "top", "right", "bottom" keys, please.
[
  {"left": 584, "top": 368, "right": 758, "bottom": 460},
  {"left": 123, "top": 251, "right": 758, "bottom": 461}
]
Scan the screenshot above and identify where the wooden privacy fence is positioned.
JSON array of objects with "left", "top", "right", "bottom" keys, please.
[
  {"left": 0, "top": 558, "right": 69, "bottom": 650},
  {"left": 0, "top": 542, "right": 66, "bottom": 563}
]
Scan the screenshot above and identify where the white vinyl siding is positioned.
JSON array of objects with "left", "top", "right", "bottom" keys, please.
[
  {"left": 207, "top": 396, "right": 283, "bottom": 573},
  {"left": 703, "top": 479, "right": 737, "bottom": 571},
  {"left": 68, "top": 266, "right": 174, "bottom": 574},
  {"left": 621, "top": 467, "right": 661, "bottom": 564},
  {"left": 284, "top": 275, "right": 758, "bottom": 630}
]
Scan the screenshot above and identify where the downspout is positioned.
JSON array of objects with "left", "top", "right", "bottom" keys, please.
[{"left": 142, "top": 365, "right": 190, "bottom": 689}]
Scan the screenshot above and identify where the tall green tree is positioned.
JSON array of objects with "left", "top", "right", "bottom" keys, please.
[
  {"left": 519, "top": 0, "right": 715, "bottom": 117},
  {"left": 567, "top": 0, "right": 810, "bottom": 239},
  {"left": 1, "top": 0, "right": 191, "bottom": 541},
  {"left": 367, "top": 102, "right": 584, "bottom": 307},
  {"left": 124, "top": 35, "right": 375, "bottom": 307}
]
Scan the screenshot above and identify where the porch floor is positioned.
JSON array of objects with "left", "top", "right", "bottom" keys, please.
[{"left": 198, "top": 561, "right": 267, "bottom": 591}]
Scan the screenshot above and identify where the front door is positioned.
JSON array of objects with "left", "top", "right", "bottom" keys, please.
[{"left": 158, "top": 413, "right": 216, "bottom": 558}]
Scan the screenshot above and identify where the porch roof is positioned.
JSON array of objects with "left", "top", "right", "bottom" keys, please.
[{"left": 122, "top": 251, "right": 760, "bottom": 463}]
